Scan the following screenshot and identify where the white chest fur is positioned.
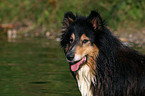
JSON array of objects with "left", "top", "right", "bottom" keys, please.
[{"left": 76, "top": 65, "right": 96, "bottom": 96}]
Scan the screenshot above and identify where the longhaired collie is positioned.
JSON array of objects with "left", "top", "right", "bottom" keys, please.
[{"left": 60, "top": 11, "right": 145, "bottom": 96}]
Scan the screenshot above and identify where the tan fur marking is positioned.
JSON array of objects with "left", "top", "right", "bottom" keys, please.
[
  {"left": 87, "top": 44, "right": 99, "bottom": 74},
  {"left": 67, "top": 33, "right": 75, "bottom": 53},
  {"left": 71, "top": 33, "right": 75, "bottom": 42},
  {"left": 81, "top": 34, "right": 90, "bottom": 41}
]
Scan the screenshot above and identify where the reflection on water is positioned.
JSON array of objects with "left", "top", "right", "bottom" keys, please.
[
  {"left": 0, "top": 38, "right": 144, "bottom": 96},
  {"left": 0, "top": 38, "right": 80, "bottom": 96}
]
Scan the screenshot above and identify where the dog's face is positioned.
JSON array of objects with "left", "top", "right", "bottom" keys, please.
[
  {"left": 66, "top": 32, "right": 98, "bottom": 72},
  {"left": 61, "top": 11, "right": 104, "bottom": 72}
]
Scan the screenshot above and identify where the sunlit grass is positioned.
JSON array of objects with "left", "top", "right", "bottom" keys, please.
[{"left": 0, "top": 0, "right": 145, "bottom": 34}]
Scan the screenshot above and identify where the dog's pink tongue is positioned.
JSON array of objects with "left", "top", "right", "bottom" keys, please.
[
  {"left": 71, "top": 62, "right": 81, "bottom": 72},
  {"left": 71, "top": 57, "right": 86, "bottom": 72}
]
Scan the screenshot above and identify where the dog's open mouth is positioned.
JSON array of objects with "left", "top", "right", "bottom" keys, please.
[{"left": 71, "top": 56, "right": 87, "bottom": 72}]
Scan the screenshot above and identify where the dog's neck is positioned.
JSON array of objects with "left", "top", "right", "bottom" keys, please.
[{"left": 76, "top": 64, "right": 96, "bottom": 96}]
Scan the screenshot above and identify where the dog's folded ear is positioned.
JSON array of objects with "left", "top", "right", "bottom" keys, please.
[
  {"left": 87, "top": 11, "right": 104, "bottom": 30},
  {"left": 62, "top": 12, "right": 76, "bottom": 31}
]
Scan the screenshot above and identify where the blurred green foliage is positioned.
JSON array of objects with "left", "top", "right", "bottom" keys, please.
[{"left": 0, "top": 0, "right": 145, "bottom": 34}]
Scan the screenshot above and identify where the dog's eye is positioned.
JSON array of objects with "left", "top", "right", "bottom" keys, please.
[
  {"left": 70, "top": 38, "right": 73, "bottom": 43},
  {"left": 82, "top": 39, "right": 89, "bottom": 44}
]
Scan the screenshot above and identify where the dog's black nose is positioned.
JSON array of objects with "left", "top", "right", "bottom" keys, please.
[{"left": 66, "top": 52, "right": 74, "bottom": 62}]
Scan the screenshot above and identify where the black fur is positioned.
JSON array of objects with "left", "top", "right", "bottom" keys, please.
[{"left": 61, "top": 11, "right": 145, "bottom": 96}]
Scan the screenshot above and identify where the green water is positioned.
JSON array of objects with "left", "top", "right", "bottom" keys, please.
[
  {"left": 0, "top": 38, "right": 144, "bottom": 96},
  {"left": 0, "top": 38, "right": 80, "bottom": 96}
]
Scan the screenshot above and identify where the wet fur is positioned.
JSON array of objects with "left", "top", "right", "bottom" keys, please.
[{"left": 60, "top": 11, "right": 145, "bottom": 96}]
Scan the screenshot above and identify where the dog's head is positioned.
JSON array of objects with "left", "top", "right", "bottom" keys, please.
[{"left": 61, "top": 11, "right": 105, "bottom": 72}]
